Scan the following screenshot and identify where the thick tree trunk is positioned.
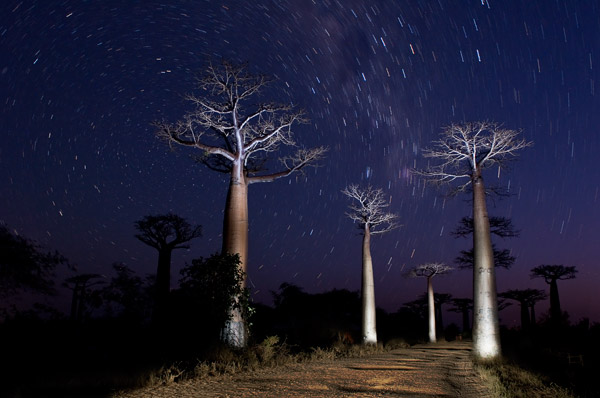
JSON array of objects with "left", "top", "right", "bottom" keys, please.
[
  {"left": 520, "top": 301, "right": 530, "bottom": 331},
  {"left": 471, "top": 172, "right": 501, "bottom": 359},
  {"left": 549, "top": 279, "right": 561, "bottom": 323},
  {"left": 427, "top": 277, "right": 436, "bottom": 343},
  {"left": 152, "top": 249, "right": 172, "bottom": 324},
  {"left": 361, "top": 225, "right": 377, "bottom": 344},
  {"left": 462, "top": 308, "right": 471, "bottom": 334},
  {"left": 530, "top": 305, "right": 536, "bottom": 326},
  {"left": 221, "top": 168, "right": 249, "bottom": 347}
]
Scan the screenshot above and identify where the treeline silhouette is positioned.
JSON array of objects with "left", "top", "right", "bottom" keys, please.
[{"left": 1, "top": 214, "right": 599, "bottom": 397}]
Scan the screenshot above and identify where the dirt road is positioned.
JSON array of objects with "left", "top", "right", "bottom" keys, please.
[{"left": 114, "top": 341, "right": 491, "bottom": 398}]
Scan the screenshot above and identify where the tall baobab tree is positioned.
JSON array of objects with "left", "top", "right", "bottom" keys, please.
[
  {"left": 134, "top": 213, "right": 202, "bottom": 324},
  {"left": 155, "top": 61, "right": 326, "bottom": 346},
  {"left": 416, "top": 121, "right": 532, "bottom": 359},
  {"left": 499, "top": 289, "right": 547, "bottom": 330},
  {"left": 453, "top": 216, "right": 519, "bottom": 270},
  {"left": 342, "top": 184, "right": 398, "bottom": 344},
  {"left": 409, "top": 263, "right": 452, "bottom": 343},
  {"left": 530, "top": 265, "right": 577, "bottom": 324}
]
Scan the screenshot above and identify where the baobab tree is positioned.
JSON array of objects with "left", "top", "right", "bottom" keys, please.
[
  {"left": 409, "top": 263, "right": 452, "bottom": 343},
  {"left": 342, "top": 184, "right": 398, "bottom": 344},
  {"left": 453, "top": 216, "right": 519, "bottom": 270},
  {"left": 530, "top": 265, "right": 577, "bottom": 324},
  {"left": 134, "top": 213, "right": 202, "bottom": 324},
  {"left": 499, "top": 289, "right": 547, "bottom": 331},
  {"left": 155, "top": 61, "right": 326, "bottom": 346},
  {"left": 416, "top": 121, "right": 532, "bottom": 359},
  {"left": 64, "top": 273, "right": 105, "bottom": 323},
  {"left": 434, "top": 293, "right": 453, "bottom": 336},
  {"left": 449, "top": 298, "right": 473, "bottom": 335}
]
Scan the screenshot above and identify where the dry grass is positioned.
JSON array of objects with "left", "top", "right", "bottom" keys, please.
[{"left": 474, "top": 358, "right": 575, "bottom": 398}]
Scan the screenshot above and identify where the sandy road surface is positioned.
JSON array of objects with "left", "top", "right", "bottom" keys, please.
[{"left": 114, "top": 341, "right": 491, "bottom": 398}]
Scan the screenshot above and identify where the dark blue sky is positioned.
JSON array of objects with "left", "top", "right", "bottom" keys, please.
[{"left": 1, "top": 0, "right": 599, "bottom": 326}]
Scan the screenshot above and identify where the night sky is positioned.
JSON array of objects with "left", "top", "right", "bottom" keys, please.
[{"left": 2, "top": 0, "right": 599, "bottom": 327}]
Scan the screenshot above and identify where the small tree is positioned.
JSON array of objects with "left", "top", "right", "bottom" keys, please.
[
  {"left": 530, "top": 265, "right": 577, "bottom": 324},
  {"left": 0, "top": 224, "right": 67, "bottom": 298},
  {"left": 408, "top": 263, "right": 452, "bottom": 343},
  {"left": 499, "top": 289, "right": 547, "bottom": 330},
  {"left": 416, "top": 121, "right": 531, "bottom": 359},
  {"left": 342, "top": 184, "right": 398, "bottom": 344},
  {"left": 134, "top": 213, "right": 201, "bottom": 324},
  {"left": 155, "top": 61, "right": 326, "bottom": 346},
  {"left": 102, "top": 263, "right": 149, "bottom": 323},
  {"left": 177, "top": 253, "right": 248, "bottom": 343}
]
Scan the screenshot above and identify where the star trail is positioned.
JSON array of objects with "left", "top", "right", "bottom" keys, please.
[{"left": 1, "top": 0, "right": 599, "bottom": 326}]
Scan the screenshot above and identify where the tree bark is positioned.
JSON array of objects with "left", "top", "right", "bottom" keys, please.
[
  {"left": 221, "top": 166, "right": 249, "bottom": 347},
  {"left": 427, "top": 277, "right": 436, "bottom": 343},
  {"left": 361, "top": 225, "right": 377, "bottom": 344},
  {"left": 471, "top": 172, "right": 501, "bottom": 359}
]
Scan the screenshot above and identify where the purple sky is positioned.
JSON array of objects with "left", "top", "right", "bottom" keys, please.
[{"left": 1, "top": 0, "right": 599, "bottom": 327}]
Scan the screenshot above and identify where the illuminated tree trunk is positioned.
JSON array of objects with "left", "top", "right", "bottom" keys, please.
[
  {"left": 221, "top": 164, "right": 249, "bottom": 347},
  {"left": 472, "top": 171, "right": 501, "bottom": 359},
  {"left": 361, "top": 225, "right": 377, "bottom": 344},
  {"left": 427, "top": 277, "right": 436, "bottom": 343}
]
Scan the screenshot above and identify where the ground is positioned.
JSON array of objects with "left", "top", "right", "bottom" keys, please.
[{"left": 114, "top": 341, "right": 491, "bottom": 398}]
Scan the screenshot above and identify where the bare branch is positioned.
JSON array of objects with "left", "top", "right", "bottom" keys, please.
[
  {"left": 154, "top": 61, "right": 323, "bottom": 181},
  {"left": 247, "top": 146, "right": 327, "bottom": 184},
  {"left": 342, "top": 184, "right": 399, "bottom": 234},
  {"left": 415, "top": 122, "right": 533, "bottom": 186},
  {"left": 408, "top": 263, "right": 453, "bottom": 278}
]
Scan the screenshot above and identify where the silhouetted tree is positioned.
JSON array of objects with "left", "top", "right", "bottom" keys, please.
[
  {"left": 408, "top": 263, "right": 452, "bottom": 343},
  {"left": 530, "top": 265, "right": 577, "bottom": 324},
  {"left": 453, "top": 216, "right": 518, "bottom": 270},
  {"left": 102, "top": 263, "right": 149, "bottom": 323},
  {"left": 416, "top": 121, "right": 531, "bottom": 359},
  {"left": 134, "top": 213, "right": 201, "bottom": 324},
  {"left": 155, "top": 61, "right": 326, "bottom": 346},
  {"left": 343, "top": 184, "right": 398, "bottom": 344},
  {"left": 449, "top": 298, "right": 473, "bottom": 334},
  {"left": 499, "top": 289, "right": 547, "bottom": 330},
  {"left": 64, "top": 273, "right": 105, "bottom": 323},
  {"left": 434, "top": 293, "right": 453, "bottom": 336},
  {"left": 0, "top": 224, "right": 67, "bottom": 298}
]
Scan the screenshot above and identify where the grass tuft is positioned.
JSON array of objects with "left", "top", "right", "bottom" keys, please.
[{"left": 474, "top": 357, "right": 575, "bottom": 398}]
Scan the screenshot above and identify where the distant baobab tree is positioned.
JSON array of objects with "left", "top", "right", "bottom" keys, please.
[
  {"left": 409, "top": 263, "right": 452, "bottom": 343},
  {"left": 499, "top": 289, "right": 547, "bottom": 330},
  {"left": 415, "top": 121, "right": 532, "bottom": 359},
  {"left": 434, "top": 293, "right": 453, "bottom": 336},
  {"left": 134, "top": 213, "right": 202, "bottom": 324},
  {"left": 64, "top": 273, "right": 105, "bottom": 323},
  {"left": 449, "top": 298, "right": 473, "bottom": 335},
  {"left": 342, "top": 184, "right": 398, "bottom": 344},
  {"left": 155, "top": 61, "right": 326, "bottom": 347},
  {"left": 453, "top": 216, "right": 519, "bottom": 270},
  {"left": 530, "top": 265, "right": 577, "bottom": 324}
]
